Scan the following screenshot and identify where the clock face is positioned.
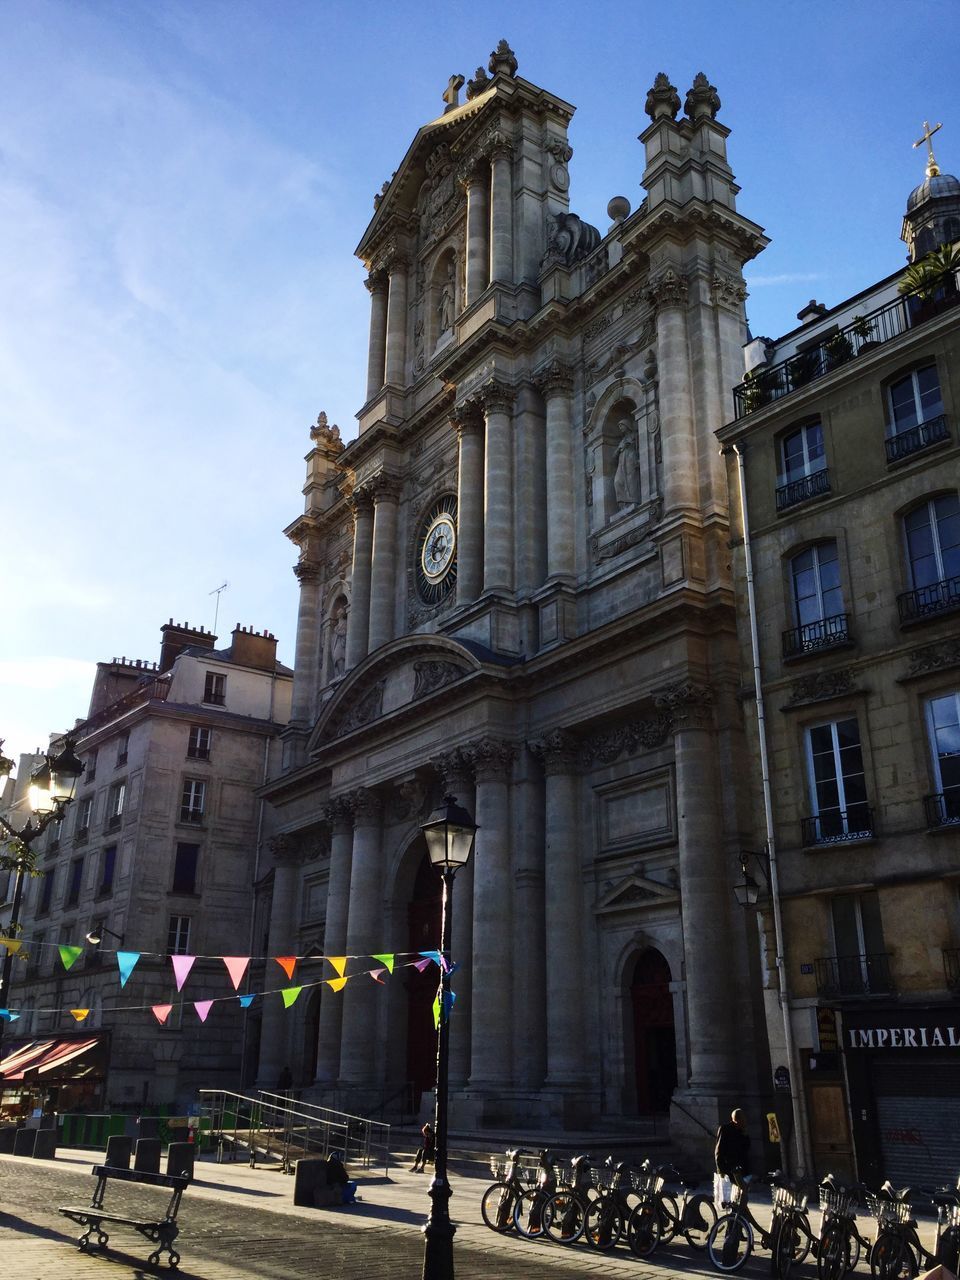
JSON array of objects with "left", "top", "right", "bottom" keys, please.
[{"left": 415, "top": 495, "right": 458, "bottom": 605}]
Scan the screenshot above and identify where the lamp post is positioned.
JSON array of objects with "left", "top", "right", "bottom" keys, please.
[
  {"left": 84, "top": 926, "right": 126, "bottom": 948},
  {"left": 0, "top": 738, "right": 84, "bottom": 1085},
  {"left": 419, "top": 794, "right": 477, "bottom": 1280}
]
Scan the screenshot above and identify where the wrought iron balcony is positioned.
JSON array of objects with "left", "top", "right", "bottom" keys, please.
[
  {"left": 782, "top": 612, "right": 852, "bottom": 659},
  {"left": 944, "top": 948, "right": 960, "bottom": 991},
  {"left": 801, "top": 806, "right": 874, "bottom": 846},
  {"left": 924, "top": 790, "right": 960, "bottom": 828},
  {"left": 815, "top": 952, "right": 894, "bottom": 997},
  {"left": 775, "top": 468, "right": 831, "bottom": 512},
  {"left": 106, "top": 814, "right": 122, "bottom": 832},
  {"left": 179, "top": 809, "right": 204, "bottom": 825},
  {"left": 897, "top": 574, "right": 960, "bottom": 623},
  {"left": 885, "top": 413, "right": 951, "bottom": 464},
  {"left": 74, "top": 826, "right": 89, "bottom": 845}
]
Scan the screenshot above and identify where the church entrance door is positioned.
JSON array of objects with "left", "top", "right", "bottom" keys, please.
[
  {"left": 631, "top": 949, "right": 677, "bottom": 1114},
  {"left": 406, "top": 850, "right": 441, "bottom": 1111}
]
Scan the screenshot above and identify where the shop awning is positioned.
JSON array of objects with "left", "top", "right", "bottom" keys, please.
[
  {"left": 0, "top": 1039, "right": 57, "bottom": 1079},
  {"left": 1, "top": 1036, "right": 103, "bottom": 1081},
  {"left": 35, "top": 1037, "right": 101, "bottom": 1076}
]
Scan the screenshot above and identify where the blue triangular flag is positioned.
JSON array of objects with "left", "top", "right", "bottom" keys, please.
[
  {"left": 0, "top": 1009, "right": 19, "bottom": 1021},
  {"left": 418, "top": 950, "right": 443, "bottom": 967},
  {"left": 238, "top": 994, "right": 255, "bottom": 1009},
  {"left": 117, "top": 951, "right": 140, "bottom": 988}
]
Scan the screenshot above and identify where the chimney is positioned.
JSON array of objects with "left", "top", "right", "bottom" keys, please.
[
  {"left": 159, "top": 619, "right": 218, "bottom": 673},
  {"left": 229, "top": 625, "right": 279, "bottom": 672},
  {"left": 796, "top": 299, "right": 828, "bottom": 326}
]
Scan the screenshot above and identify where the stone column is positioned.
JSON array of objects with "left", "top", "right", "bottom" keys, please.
[
  {"left": 461, "top": 165, "right": 489, "bottom": 305},
  {"left": 367, "top": 477, "right": 400, "bottom": 653},
  {"left": 534, "top": 361, "right": 576, "bottom": 583},
  {"left": 531, "top": 731, "right": 586, "bottom": 1086},
  {"left": 257, "top": 837, "right": 302, "bottom": 1087},
  {"left": 344, "top": 490, "right": 374, "bottom": 671},
  {"left": 432, "top": 748, "right": 476, "bottom": 1089},
  {"left": 289, "top": 561, "right": 322, "bottom": 724},
  {"left": 454, "top": 403, "right": 484, "bottom": 606},
  {"left": 489, "top": 138, "right": 514, "bottom": 285},
  {"left": 512, "top": 756, "right": 547, "bottom": 1089},
  {"left": 479, "top": 380, "right": 515, "bottom": 594},
  {"left": 338, "top": 789, "right": 384, "bottom": 1088},
  {"left": 649, "top": 268, "right": 698, "bottom": 516},
  {"left": 384, "top": 255, "right": 409, "bottom": 387},
  {"left": 364, "top": 272, "right": 389, "bottom": 400},
  {"left": 655, "top": 681, "right": 737, "bottom": 1091},
  {"left": 466, "top": 738, "right": 514, "bottom": 1087},
  {"left": 314, "top": 799, "right": 354, "bottom": 1085}
]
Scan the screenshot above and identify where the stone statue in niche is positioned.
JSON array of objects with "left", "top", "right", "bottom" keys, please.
[
  {"left": 438, "top": 259, "right": 455, "bottom": 334},
  {"left": 330, "top": 604, "right": 347, "bottom": 679},
  {"left": 613, "top": 420, "right": 641, "bottom": 508}
]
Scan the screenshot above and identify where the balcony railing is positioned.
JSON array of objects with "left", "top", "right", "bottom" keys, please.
[
  {"left": 733, "top": 285, "right": 960, "bottom": 419},
  {"left": 776, "top": 468, "right": 831, "bottom": 512},
  {"left": 106, "top": 814, "right": 122, "bottom": 831},
  {"left": 924, "top": 790, "right": 960, "bottom": 828},
  {"left": 815, "top": 952, "right": 894, "bottom": 997},
  {"left": 782, "top": 612, "right": 852, "bottom": 659},
  {"left": 885, "top": 413, "right": 951, "bottom": 464},
  {"left": 802, "top": 806, "right": 874, "bottom": 846},
  {"left": 179, "top": 809, "right": 204, "bottom": 825},
  {"left": 944, "top": 947, "right": 960, "bottom": 991},
  {"left": 73, "top": 826, "right": 89, "bottom": 845},
  {"left": 897, "top": 574, "right": 960, "bottom": 623}
]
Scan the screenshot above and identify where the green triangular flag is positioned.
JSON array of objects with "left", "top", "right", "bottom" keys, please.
[
  {"left": 59, "top": 944, "right": 83, "bottom": 971},
  {"left": 371, "top": 953, "right": 395, "bottom": 974},
  {"left": 281, "top": 986, "right": 303, "bottom": 1008}
]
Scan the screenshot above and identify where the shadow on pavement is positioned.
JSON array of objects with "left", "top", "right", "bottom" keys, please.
[
  {"left": 0, "top": 1211, "right": 75, "bottom": 1242},
  {"left": 192, "top": 1177, "right": 281, "bottom": 1198}
]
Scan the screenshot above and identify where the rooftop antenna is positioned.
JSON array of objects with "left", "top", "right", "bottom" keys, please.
[{"left": 209, "top": 581, "right": 228, "bottom": 635}]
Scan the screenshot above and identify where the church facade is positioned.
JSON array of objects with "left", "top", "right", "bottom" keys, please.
[{"left": 257, "top": 46, "right": 771, "bottom": 1149}]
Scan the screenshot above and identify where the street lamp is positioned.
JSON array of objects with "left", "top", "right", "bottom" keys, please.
[
  {"left": 733, "top": 849, "right": 767, "bottom": 909},
  {"left": 84, "top": 926, "right": 126, "bottom": 948},
  {"left": 419, "top": 794, "right": 478, "bottom": 1280}
]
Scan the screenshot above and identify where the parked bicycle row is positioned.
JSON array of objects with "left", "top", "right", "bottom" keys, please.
[{"left": 478, "top": 1148, "right": 960, "bottom": 1279}]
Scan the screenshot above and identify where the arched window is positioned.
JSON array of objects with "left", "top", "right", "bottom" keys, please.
[
  {"left": 925, "top": 691, "right": 960, "bottom": 826},
  {"left": 888, "top": 363, "right": 943, "bottom": 433},
  {"left": 784, "top": 541, "right": 848, "bottom": 655},
  {"left": 899, "top": 494, "right": 960, "bottom": 621},
  {"left": 776, "top": 419, "right": 829, "bottom": 510}
]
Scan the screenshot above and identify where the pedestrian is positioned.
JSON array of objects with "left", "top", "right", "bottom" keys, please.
[
  {"left": 714, "top": 1107, "right": 751, "bottom": 1208},
  {"left": 410, "top": 1121, "right": 435, "bottom": 1172},
  {"left": 325, "top": 1151, "right": 358, "bottom": 1205}
]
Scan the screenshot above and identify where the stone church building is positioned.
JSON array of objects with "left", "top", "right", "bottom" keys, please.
[{"left": 257, "top": 45, "right": 771, "bottom": 1148}]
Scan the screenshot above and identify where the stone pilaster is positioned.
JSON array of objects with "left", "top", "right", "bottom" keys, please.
[
  {"left": 534, "top": 361, "right": 576, "bottom": 583},
  {"left": 489, "top": 138, "right": 514, "bottom": 284},
  {"left": 454, "top": 403, "right": 484, "bottom": 606},
  {"left": 344, "top": 490, "right": 374, "bottom": 671},
  {"left": 367, "top": 476, "right": 400, "bottom": 653},
  {"left": 464, "top": 738, "right": 514, "bottom": 1087},
  {"left": 290, "top": 560, "right": 322, "bottom": 724},
  {"left": 461, "top": 164, "right": 489, "bottom": 305},
  {"left": 648, "top": 269, "right": 698, "bottom": 518},
  {"left": 478, "top": 380, "right": 515, "bottom": 594},
  {"left": 384, "top": 254, "right": 409, "bottom": 387},
  {"left": 338, "top": 789, "right": 384, "bottom": 1087},
  {"left": 654, "top": 680, "right": 737, "bottom": 1091},
  {"left": 257, "top": 836, "right": 303, "bottom": 1088},
  {"left": 314, "top": 797, "right": 354, "bottom": 1085},
  {"left": 364, "top": 272, "right": 389, "bottom": 400}
]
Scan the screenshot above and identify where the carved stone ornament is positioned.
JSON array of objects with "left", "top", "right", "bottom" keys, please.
[
  {"left": 269, "top": 834, "right": 302, "bottom": 866},
  {"left": 351, "top": 787, "right": 383, "bottom": 825},
  {"left": 533, "top": 359, "right": 575, "bottom": 399},
  {"left": 906, "top": 637, "right": 960, "bottom": 678},
  {"left": 591, "top": 504, "right": 662, "bottom": 563},
  {"left": 581, "top": 716, "right": 672, "bottom": 765},
  {"left": 488, "top": 38, "right": 518, "bottom": 78},
  {"left": 348, "top": 487, "right": 375, "bottom": 518},
  {"left": 542, "top": 212, "right": 601, "bottom": 269},
  {"left": 324, "top": 794, "right": 356, "bottom": 831},
  {"left": 477, "top": 379, "right": 514, "bottom": 414},
  {"left": 528, "top": 728, "right": 580, "bottom": 776},
  {"left": 477, "top": 127, "right": 513, "bottom": 160},
  {"left": 413, "top": 659, "right": 465, "bottom": 699},
  {"left": 646, "top": 267, "right": 688, "bottom": 311},
  {"left": 654, "top": 680, "right": 714, "bottom": 731},
  {"left": 684, "top": 72, "right": 721, "bottom": 121},
  {"left": 451, "top": 401, "right": 483, "bottom": 436},
  {"left": 466, "top": 65, "right": 491, "bottom": 99},
  {"left": 364, "top": 271, "right": 389, "bottom": 297},
  {"left": 393, "top": 778, "right": 429, "bottom": 821},
  {"left": 310, "top": 410, "right": 344, "bottom": 451},
  {"left": 582, "top": 289, "right": 651, "bottom": 344},
  {"left": 786, "top": 668, "right": 856, "bottom": 707},
  {"left": 711, "top": 273, "right": 748, "bottom": 310},
  {"left": 464, "top": 736, "right": 516, "bottom": 780},
  {"left": 293, "top": 559, "right": 322, "bottom": 585},
  {"left": 431, "top": 746, "right": 475, "bottom": 789},
  {"left": 545, "top": 138, "right": 574, "bottom": 165},
  {"left": 336, "top": 680, "right": 385, "bottom": 736},
  {"left": 645, "top": 72, "right": 681, "bottom": 121}
]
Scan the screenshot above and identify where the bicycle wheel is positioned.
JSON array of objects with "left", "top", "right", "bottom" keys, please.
[
  {"left": 871, "top": 1232, "right": 918, "bottom": 1280},
  {"left": 513, "top": 1187, "right": 547, "bottom": 1240},
  {"left": 480, "top": 1182, "right": 516, "bottom": 1233},
  {"left": 817, "top": 1222, "right": 849, "bottom": 1280},
  {"left": 846, "top": 1233, "right": 862, "bottom": 1274},
  {"left": 542, "top": 1190, "right": 586, "bottom": 1245},
  {"left": 776, "top": 1218, "right": 801, "bottom": 1280},
  {"left": 657, "top": 1192, "right": 680, "bottom": 1244},
  {"left": 585, "top": 1198, "right": 624, "bottom": 1250},
  {"left": 708, "top": 1213, "right": 755, "bottom": 1273},
  {"left": 682, "top": 1193, "right": 718, "bottom": 1251},
  {"left": 627, "top": 1202, "right": 662, "bottom": 1258}
]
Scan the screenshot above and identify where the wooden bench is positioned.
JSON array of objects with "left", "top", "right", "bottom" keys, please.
[{"left": 59, "top": 1164, "right": 189, "bottom": 1269}]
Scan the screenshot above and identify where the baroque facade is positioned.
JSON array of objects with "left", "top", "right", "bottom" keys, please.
[
  {"left": 718, "top": 134, "right": 960, "bottom": 1183},
  {"left": 259, "top": 48, "right": 770, "bottom": 1151}
]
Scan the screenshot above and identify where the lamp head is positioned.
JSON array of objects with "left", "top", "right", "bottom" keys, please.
[
  {"left": 48, "top": 738, "right": 84, "bottom": 803},
  {"left": 421, "top": 794, "right": 478, "bottom": 873}
]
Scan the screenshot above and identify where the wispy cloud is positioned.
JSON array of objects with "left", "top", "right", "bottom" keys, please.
[{"left": 745, "top": 272, "right": 827, "bottom": 288}]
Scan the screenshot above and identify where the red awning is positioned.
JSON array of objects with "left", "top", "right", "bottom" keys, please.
[
  {"left": 35, "top": 1037, "right": 101, "bottom": 1076},
  {"left": 0, "top": 1039, "right": 57, "bottom": 1079}
]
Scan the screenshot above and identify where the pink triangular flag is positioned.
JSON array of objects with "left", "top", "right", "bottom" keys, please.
[
  {"left": 194, "top": 1000, "right": 214, "bottom": 1023},
  {"left": 222, "top": 956, "right": 250, "bottom": 990},
  {"left": 413, "top": 958, "right": 432, "bottom": 972},
  {"left": 274, "top": 956, "right": 297, "bottom": 980},
  {"left": 171, "top": 954, "right": 195, "bottom": 991},
  {"left": 370, "top": 968, "right": 386, "bottom": 984},
  {"left": 152, "top": 1004, "right": 173, "bottom": 1025}
]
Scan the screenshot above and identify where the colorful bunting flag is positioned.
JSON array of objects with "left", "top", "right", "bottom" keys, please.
[
  {"left": 370, "top": 968, "right": 386, "bottom": 984},
  {"left": 70, "top": 1009, "right": 90, "bottom": 1023},
  {"left": 222, "top": 956, "right": 250, "bottom": 990},
  {"left": 371, "top": 953, "right": 395, "bottom": 974},
  {"left": 326, "top": 956, "right": 347, "bottom": 979},
  {"left": 194, "top": 1000, "right": 214, "bottom": 1023},
  {"left": 274, "top": 956, "right": 297, "bottom": 980},
  {"left": 432, "top": 990, "right": 457, "bottom": 1029},
  {"left": 419, "top": 950, "right": 443, "bottom": 968},
  {"left": 238, "top": 994, "right": 255, "bottom": 1009},
  {"left": 59, "top": 944, "right": 83, "bottom": 971},
  {"left": 152, "top": 1005, "right": 173, "bottom": 1025},
  {"left": 171, "top": 954, "right": 195, "bottom": 991},
  {"left": 413, "top": 958, "right": 432, "bottom": 973},
  {"left": 325, "top": 977, "right": 347, "bottom": 993},
  {"left": 281, "top": 986, "right": 302, "bottom": 1008},
  {"left": 117, "top": 951, "right": 140, "bottom": 988},
  {"left": 0, "top": 1009, "right": 19, "bottom": 1021},
  {"left": 0, "top": 938, "right": 22, "bottom": 954}
]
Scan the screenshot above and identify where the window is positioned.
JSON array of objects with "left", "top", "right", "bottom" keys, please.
[
  {"left": 179, "top": 779, "right": 206, "bottom": 824},
  {"left": 784, "top": 541, "right": 848, "bottom": 655},
  {"left": 107, "top": 782, "right": 125, "bottom": 829},
  {"left": 99, "top": 845, "right": 117, "bottom": 896},
  {"left": 899, "top": 493, "right": 960, "bottom": 620},
  {"left": 187, "top": 726, "right": 211, "bottom": 760},
  {"left": 29, "top": 931, "right": 45, "bottom": 975},
  {"left": 172, "top": 843, "right": 199, "bottom": 894},
  {"left": 75, "top": 796, "right": 92, "bottom": 841},
  {"left": 203, "top": 672, "right": 226, "bottom": 706},
  {"left": 803, "top": 717, "right": 873, "bottom": 844},
  {"left": 889, "top": 365, "right": 943, "bottom": 433},
  {"left": 116, "top": 733, "right": 129, "bottom": 767},
  {"left": 38, "top": 870, "right": 54, "bottom": 915},
  {"left": 925, "top": 692, "right": 960, "bottom": 826},
  {"left": 776, "top": 421, "right": 830, "bottom": 510},
  {"left": 167, "top": 914, "right": 191, "bottom": 955},
  {"left": 823, "top": 891, "right": 891, "bottom": 995},
  {"left": 85, "top": 750, "right": 98, "bottom": 782},
  {"left": 66, "top": 857, "right": 84, "bottom": 907}
]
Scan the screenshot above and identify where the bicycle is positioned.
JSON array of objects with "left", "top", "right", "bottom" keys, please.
[
  {"left": 584, "top": 1158, "right": 636, "bottom": 1251},
  {"left": 513, "top": 1149, "right": 557, "bottom": 1241},
  {"left": 773, "top": 1183, "right": 819, "bottom": 1280},
  {"left": 652, "top": 1163, "right": 718, "bottom": 1251},
  {"left": 707, "top": 1171, "right": 793, "bottom": 1273},
  {"left": 817, "top": 1177, "right": 872, "bottom": 1280},
  {"left": 541, "top": 1153, "right": 594, "bottom": 1245},
  {"left": 479, "top": 1147, "right": 530, "bottom": 1233},
  {"left": 868, "top": 1179, "right": 960, "bottom": 1280},
  {"left": 626, "top": 1162, "right": 666, "bottom": 1258}
]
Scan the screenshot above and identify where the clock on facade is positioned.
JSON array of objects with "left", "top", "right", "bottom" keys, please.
[{"left": 415, "top": 495, "right": 458, "bottom": 604}]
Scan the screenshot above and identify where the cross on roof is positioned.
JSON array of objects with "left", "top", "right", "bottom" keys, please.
[
  {"left": 442, "top": 74, "right": 464, "bottom": 112},
  {"left": 913, "top": 119, "right": 943, "bottom": 177}
]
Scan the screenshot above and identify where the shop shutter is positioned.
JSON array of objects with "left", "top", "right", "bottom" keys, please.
[{"left": 872, "top": 1061, "right": 960, "bottom": 1187}]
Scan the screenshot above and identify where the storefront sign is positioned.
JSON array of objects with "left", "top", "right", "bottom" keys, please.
[{"left": 844, "top": 1011, "right": 960, "bottom": 1050}]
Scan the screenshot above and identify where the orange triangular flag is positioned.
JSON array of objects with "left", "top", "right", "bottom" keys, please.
[{"left": 274, "top": 956, "right": 297, "bottom": 981}]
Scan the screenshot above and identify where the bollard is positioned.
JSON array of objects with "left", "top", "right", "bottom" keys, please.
[
  {"left": 166, "top": 1141, "right": 194, "bottom": 1182},
  {"left": 105, "top": 1135, "right": 132, "bottom": 1169},
  {"left": 133, "top": 1137, "right": 162, "bottom": 1174}
]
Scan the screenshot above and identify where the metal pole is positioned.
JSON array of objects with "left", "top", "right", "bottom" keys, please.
[
  {"left": 0, "top": 849, "right": 29, "bottom": 1096},
  {"left": 422, "top": 867, "right": 455, "bottom": 1280}
]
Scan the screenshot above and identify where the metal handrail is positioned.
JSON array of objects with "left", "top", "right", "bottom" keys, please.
[
  {"left": 885, "top": 413, "right": 951, "bottom": 463},
  {"left": 782, "top": 612, "right": 851, "bottom": 658},
  {"left": 814, "top": 952, "right": 893, "bottom": 997},
  {"left": 897, "top": 574, "right": 960, "bottom": 623}
]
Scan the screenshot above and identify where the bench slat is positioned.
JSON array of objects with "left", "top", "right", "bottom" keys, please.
[{"left": 91, "top": 1164, "right": 187, "bottom": 1190}]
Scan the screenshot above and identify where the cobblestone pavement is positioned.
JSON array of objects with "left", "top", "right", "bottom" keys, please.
[{"left": 1, "top": 1149, "right": 911, "bottom": 1280}]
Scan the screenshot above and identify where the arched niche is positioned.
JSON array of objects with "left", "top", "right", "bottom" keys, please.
[
  {"left": 428, "top": 245, "right": 459, "bottom": 356},
  {"left": 585, "top": 378, "right": 661, "bottom": 532},
  {"left": 319, "top": 585, "right": 349, "bottom": 695}
]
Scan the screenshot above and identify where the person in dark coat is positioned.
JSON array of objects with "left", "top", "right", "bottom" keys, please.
[
  {"left": 326, "top": 1151, "right": 358, "bottom": 1204},
  {"left": 410, "top": 1122, "right": 435, "bottom": 1173},
  {"left": 715, "top": 1108, "right": 751, "bottom": 1177}
]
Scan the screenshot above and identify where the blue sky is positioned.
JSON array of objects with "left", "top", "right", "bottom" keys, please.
[{"left": 2, "top": 0, "right": 956, "bottom": 764}]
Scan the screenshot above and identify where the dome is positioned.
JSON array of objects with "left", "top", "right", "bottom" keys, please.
[{"left": 907, "top": 171, "right": 960, "bottom": 213}]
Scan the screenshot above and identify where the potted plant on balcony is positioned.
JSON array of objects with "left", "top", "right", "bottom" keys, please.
[
  {"left": 788, "top": 347, "right": 821, "bottom": 388},
  {"left": 898, "top": 243, "right": 960, "bottom": 322},
  {"left": 850, "top": 314, "right": 877, "bottom": 351},
  {"left": 740, "top": 368, "right": 774, "bottom": 413},
  {"left": 825, "top": 330, "right": 854, "bottom": 370}
]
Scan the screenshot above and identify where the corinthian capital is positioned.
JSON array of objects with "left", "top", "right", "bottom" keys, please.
[
  {"left": 431, "top": 746, "right": 475, "bottom": 791},
  {"left": 477, "top": 379, "right": 514, "bottom": 415},
  {"left": 528, "top": 728, "right": 581, "bottom": 776},
  {"left": 350, "top": 787, "right": 383, "bottom": 825},
  {"left": 533, "top": 359, "right": 575, "bottom": 399},
  {"left": 293, "top": 559, "right": 322, "bottom": 586},
  {"left": 646, "top": 267, "right": 688, "bottom": 311},
  {"left": 654, "top": 680, "right": 714, "bottom": 731},
  {"left": 371, "top": 473, "right": 402, "bottom": 502},
  {"left": 451, "top": 401, "right": 484, "bottom": 438},
  {"left": 364, "top": 271, "right": 389, "bottom": 296},
  {"left": 464, "top": 736, "right": 516, "bottom": 781},
  {"left": 348, "top": 487, "right": 375, "bottom": 518},
  {"left": 324, "top": 794, "right": 355, "bottom": 833}
]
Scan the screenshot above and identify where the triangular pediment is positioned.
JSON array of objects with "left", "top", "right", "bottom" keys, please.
[{"left": 596, "top": 873, "right": 679, "bottom": 914}]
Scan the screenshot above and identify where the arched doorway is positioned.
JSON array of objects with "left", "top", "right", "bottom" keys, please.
[
  {"left": 406, "top": 849, "right": 442, "bottom": 1110},
  {"left": 631, "top": 949, "right": 677, "bottom": 1114}
]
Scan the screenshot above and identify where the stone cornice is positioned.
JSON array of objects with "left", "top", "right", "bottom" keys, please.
[{"left": 623, "top": 199, "right": 769, "bottom": 265}]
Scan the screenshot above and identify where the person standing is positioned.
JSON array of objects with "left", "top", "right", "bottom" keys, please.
[
  {"left": 714, "top": 1107, "right": 750, "bottom": 1207},
  {"left": 410, "top": 1121, "right": 435, "bottom": 1173}
]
